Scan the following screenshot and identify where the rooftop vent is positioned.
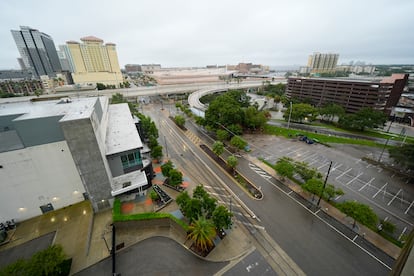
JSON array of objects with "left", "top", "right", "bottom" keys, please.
[{"left": 58, "top": 97, "right": 72, "bottom": 104}]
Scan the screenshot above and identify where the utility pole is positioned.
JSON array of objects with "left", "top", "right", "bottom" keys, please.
[{"left": 317, "top": 161, "right": 333, "bottom": 207}]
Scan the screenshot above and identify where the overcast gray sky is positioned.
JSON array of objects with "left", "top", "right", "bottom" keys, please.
[{"left": 1, "top": 0, "right": 413, "bottom": 69}]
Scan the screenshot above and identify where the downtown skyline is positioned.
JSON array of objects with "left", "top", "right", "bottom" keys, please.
[{"left": 1, "top": 0, "right": 413, "bottom": 69}]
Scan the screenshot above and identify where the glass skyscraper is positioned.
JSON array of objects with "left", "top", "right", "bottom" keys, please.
[{"left": 11, "top": 26, "right": 62, "bottom": 78}]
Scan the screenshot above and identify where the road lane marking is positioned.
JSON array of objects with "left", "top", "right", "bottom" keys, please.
[
  {"left": 387, "top": 189, "right": 402, "bottom": 206},
  {"left": 263, "top": 171, "right": 393, "bottom": 269},
  {"left": 358, "top": 178, "right": 375, "bottom": 191},
  {"left": 405, "top": 200, "right": 414, "bottom": 214},
  {"left": 336, "top": 168, "right": 352, "bottom": 180},
  {"left": 345, "top": 172, "right": 363, "bottom": 185},
  {"left": 372, "top": 183, "right": 388, "bottom": 199},
  {"left": 237, "top": 221, "right": 265, "bottom": 230},
  {"left": 315, "top": 212, "right": 392, "bottom": 270}
]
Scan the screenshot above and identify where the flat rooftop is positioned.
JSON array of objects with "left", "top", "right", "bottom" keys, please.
[
  {"left": 289, "top": 76, "right": 380, "bottom": 84},
  {"left": 0, "top": 97, "right": 97, "bottom": 121},
  {"left": 105, "top": 103, "right": 143, "bottom": 156}
]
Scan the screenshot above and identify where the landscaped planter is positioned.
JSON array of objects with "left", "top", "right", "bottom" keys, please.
[
  {"left": 200, "top": 144, "right": 263, "bottom": 199},
  {"left": 163, "top": 178, "right": 185, "bottom": 192}
]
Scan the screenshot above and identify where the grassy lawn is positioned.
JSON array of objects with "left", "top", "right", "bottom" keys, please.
[
  {"left": 263, "top": 124, "right": 385, "bottom": 148},
  {"left": 269, "top": 119, "right": 414, "bottom": 143}
]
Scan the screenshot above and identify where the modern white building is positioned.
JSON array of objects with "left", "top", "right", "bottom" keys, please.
[{"left": 0, "top": 96, "right": 152, "bottom": 222}]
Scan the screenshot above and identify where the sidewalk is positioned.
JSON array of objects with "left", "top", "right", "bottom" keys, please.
[
  {"left": 245, "top": 154, "right": 402, "bottom": 259},
  {"left": 74, "top": 160, "right": 255, "bottom": 273}
]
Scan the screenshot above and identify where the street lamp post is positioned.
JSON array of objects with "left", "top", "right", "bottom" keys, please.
[
  {"left": 317, "top": 161, "right": 333, "bottom": 207},
  {"left": 287, "top": 101, "right": 293, "bottom": 129},
  {"left": 164, "top": 135, "right": 169, "bottom": 158},
  {"left": 378, "top": 137, "right": 393, "bottom": 163}
]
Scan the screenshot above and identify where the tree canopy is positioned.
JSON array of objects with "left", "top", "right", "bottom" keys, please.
[
  {"left": 212, "top": 141, "right": 224, "bottom": 156},
  {"left": 174, "top": 115, "right": 185, "bottom": 127},
  {"left": 319, "top": 103, "right": 345, "bottom": 122},
  {"left": 226, "top": 155, "right": 238, "bottom": 170},
  {"left": 176, "top": 185, "right": 232, "bottom": 229},
  {"left": 338, "top": 107, "right": 387, "bottom": 131},
  {"left": 274, "top": 157, "right": 295, "bottom": 180},
  {"left": 389, "top": 143, "right": 414, "bottom": 171},
  {"left": 212, "top": 205, "right": 233, "bottom": 230},
  {"left": 337, "top": 201, "right": 378, "bottom": 228},
  {"left": 204, "top": 89, "right": 268, "bottom": 132},
  {"left": 283, "top": 103, "right": 318, "bottom": 123},
  {"left": 230, "top": 135, "right": 248, "bottom": 150}
]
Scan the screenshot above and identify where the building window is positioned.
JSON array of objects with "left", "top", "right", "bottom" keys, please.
[{"left": 121, "top": 151, "right": 142, "bottom": 170}]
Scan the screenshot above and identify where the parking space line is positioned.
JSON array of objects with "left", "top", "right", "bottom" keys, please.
[
  {"left": 279, "top": 146, "right": 294, "bottom": 153},
  {"left": 332, "top": 163, "right": 343, "bottom": 171},
  {"left": 346, "top": 172, "right": 363, "bottom": 185},
  {"left": 336, "top": 168, "right": 352, "bottom": 180},
  {"left": 301, "top": 152, "right": 318, "bottom": 162},
  {"left": 358, "top": 177, "right": 375, "bottom": 191},
  {"left": 288, "top": 148, "right": 303, "bottom": 155},
  {"left": 288, "top": 191, "right": 293, "bottom": 195},
  {"left": 405, "top": 200, "right": 414, "bottom": 214},
  {"left": 308, "top": 160, "right": 318, "bottom": 166},
  {"left": 372, "top": 183, "right": 387, "bottom": 199},
  {"left": 352, "top": 235, "right": 358, "bottom": 241},
  {"left": 334, "top": 195, "right": 342, "bottom": 201},
  {"left": 317, "top": 161, "right": 330, "bottom": 169},
  {"left": 366, "top": 164, "right": 372, "bottom": 169},
  {"left": 398, "top": 227, "right": 407, "bottom": 241},
  {"left": 387, "top": 189, "right": 402, "bottom": 206}
]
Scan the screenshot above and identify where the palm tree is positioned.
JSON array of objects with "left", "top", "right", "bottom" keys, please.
[{"left": 187, "top": 216, "right": 216, "bottom": 253}]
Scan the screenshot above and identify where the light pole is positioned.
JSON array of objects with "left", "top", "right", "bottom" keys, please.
[
  {"left": 287, "top": 101, "right": 293, "bottom": 129},
  {"left": 164, "top": 135, "right": 169, "bottom": 158},
  {"left": 317, "top": 161, "right": 333, "bottom": 207},
  {"left": 378, "top": 137, "right": 393, "bottom": 163}
]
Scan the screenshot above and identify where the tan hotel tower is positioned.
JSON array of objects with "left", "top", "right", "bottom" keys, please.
[{"left": 66, "top": 36, "right": 123, "bottom": 87}]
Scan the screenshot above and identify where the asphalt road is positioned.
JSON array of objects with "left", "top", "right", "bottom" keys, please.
[
  {"left": 75, "top": 237, "right": 228, "bottom": 276},
  {"left": 151, "top": 102, "right": 393, "bottom": 275},
  {"left": 244, "top": 134, "right": 414, "bottom": 242}
]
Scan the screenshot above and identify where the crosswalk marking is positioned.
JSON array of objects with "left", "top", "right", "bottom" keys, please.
[{"left": 249, "top": 163, "right": 273, "bottom": 180}]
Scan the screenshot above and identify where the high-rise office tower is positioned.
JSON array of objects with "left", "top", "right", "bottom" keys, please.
[
  {"left": 307, "top": 52, "right": 339, "bottom": 73},
  {"left": 57, "top": 45, "right": 74, "bottom": 72},
  {"left": 11, "top": 26, "right": 62, "bottom": 78},
  {"left": 65, "top": 36, "right": 123, "bottom": 87}
]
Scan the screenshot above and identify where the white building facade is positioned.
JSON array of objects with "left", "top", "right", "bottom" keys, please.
[{"left": 0, "top": 96, "right": 152, "bottom": 222}]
